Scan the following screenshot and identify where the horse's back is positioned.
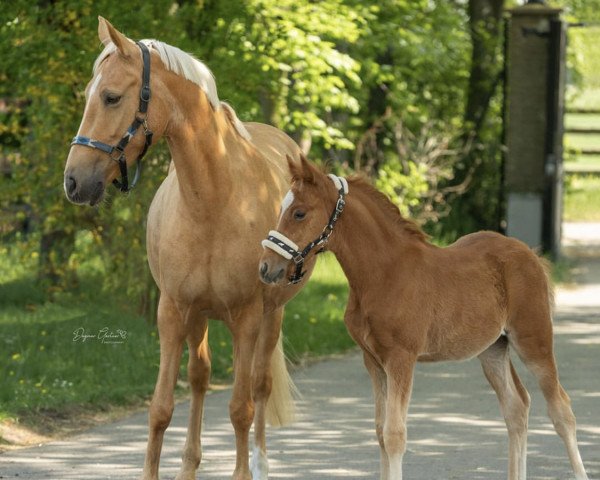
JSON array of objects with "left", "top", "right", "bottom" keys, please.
[
  {"left": 449, "top": 230, "right": 552, "bottom": 323},
  {"left": 244, "top": 122, "right": 302, "bottom": 169}
]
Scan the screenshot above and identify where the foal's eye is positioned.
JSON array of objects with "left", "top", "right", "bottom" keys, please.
[
  {"left": 104, "top": 94, "right": 122, "bottom": 106},
  {"left": 293, "top": 210, "right": 306, "bottom": 221}
]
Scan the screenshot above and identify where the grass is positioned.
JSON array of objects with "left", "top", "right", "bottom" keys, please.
[
  {"left": 564, "top": 175, "right": 600, "bottom": 222},
  {"left": 568, "top": 87, "right": 600, "bottom": 110},
  {"left": 565, "top": 113, "right": 600, "bottom": 129},
  {"left": 563, "top": 102, "right": 600, "bottom": 219},
  {"left": 0, "top": 242, "right": 351, "bottom": 428}
]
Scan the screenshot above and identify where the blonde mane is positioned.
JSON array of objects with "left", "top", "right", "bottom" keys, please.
[{"left": 93, "top": 39, "right": 251, "bottom": 140}]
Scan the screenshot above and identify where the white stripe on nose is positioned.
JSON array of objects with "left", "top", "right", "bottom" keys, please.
[
  {"left": 280, "top": 190, "right": 294, "bottom": 218},
  {"left": 77, "top": 73, "right": 102, "bottom": 136}
]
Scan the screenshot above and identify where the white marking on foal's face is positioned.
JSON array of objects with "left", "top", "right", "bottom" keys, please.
[
  {"left": 280, "top": 190, "right": 294, "bottom": 218},
  {"left": 76, "top": 73, "right": 102, "bottom": 136}
]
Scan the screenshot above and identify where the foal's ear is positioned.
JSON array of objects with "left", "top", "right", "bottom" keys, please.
[
  {"left": 287, "top": 154, "right": 316, "bottom": 184},
  {"left": 98, "top": 16, "right": 135, "bottom": 57},
  {"left": 286, "top": 154, "right": 301, "bottom": 180}
]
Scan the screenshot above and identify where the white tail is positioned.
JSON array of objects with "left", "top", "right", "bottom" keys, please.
[{"left": 265, "top": 334, "right": 298, "bottom": 426}]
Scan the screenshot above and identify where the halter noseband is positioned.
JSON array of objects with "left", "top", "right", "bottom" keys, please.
[
  {"left": 71, "top": 41, "right": 153, "bottom": 193},
  {"left": 262, "top": 174, "right": 348, "bottom": 285}
]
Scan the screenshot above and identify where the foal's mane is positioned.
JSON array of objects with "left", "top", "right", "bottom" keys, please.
[
  {"left": 94, "top": 40, "right": 251, "bottom": 140},
  {"left": 346, "top": 174, "right": 429, "bottom": 242}
]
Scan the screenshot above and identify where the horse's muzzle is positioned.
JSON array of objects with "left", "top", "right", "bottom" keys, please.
[
  {"left": 64, "top": 171, "right": 105, "bottom": 206},
  {"left": 259, "top": 261, "right": 286, "bottom": 285}
]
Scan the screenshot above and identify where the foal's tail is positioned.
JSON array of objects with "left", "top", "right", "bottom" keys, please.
[
  {"left": 538, "top": 256, "right": 556, "bottom": 314},
  {"left": 266, "top": 333, "right": 299, "bottom": 426}
]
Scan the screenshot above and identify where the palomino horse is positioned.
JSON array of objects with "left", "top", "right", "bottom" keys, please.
[
  {"left": 64, "top": 17, "right": 313, "bottom": 480},
  {"left": 259, "top": 155, "right": 590, "bottom": 480}
]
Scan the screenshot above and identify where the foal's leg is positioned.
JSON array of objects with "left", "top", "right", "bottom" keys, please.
[
  {"left": 229, "top": 305, "right": 262, "bottom": 480},
  {"left": 142, "top": 295, "right": 187, "bottom": 480},
  {"left": 510, "top": 331, "right": 589, "bottom": 480},
  {"left": 383, "top": 350, "right": 417, "bottom": 480},
  {"left": 479, "top": 336, "right": 530, "bottom": 480},
  {"left": 176, "top": 314, "right": 210, "bottom": 480},
  {"left": 363, "top": 351, "right": 389, "bottom": 480},
  {"left": 250, "top": 307, "right": 284, "bottom": 480}
]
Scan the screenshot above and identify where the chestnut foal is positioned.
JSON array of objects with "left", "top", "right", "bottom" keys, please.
[{"left": 259, "top": 155, "right": 590, "bottom": 480}]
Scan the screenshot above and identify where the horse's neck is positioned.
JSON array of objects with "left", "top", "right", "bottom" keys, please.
[
  {"left": 164, "top": 88, "right": 245, "bottom": 213},
  {"left": 330, "top": 189, "right": 427, "bottom": 292}
]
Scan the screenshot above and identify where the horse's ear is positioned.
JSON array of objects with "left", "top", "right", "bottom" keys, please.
[
  {"left": 286, "top": 154, "right": 301, "bottom": 180},
  {"left": 299, "top": 154, "right": 316, "bottom": 184},
  {"left": 287, "top": 154, "right": 316, "bottom": 184},
  {"left": 98, "top": 16, "right": 135, "bottom": 57}
]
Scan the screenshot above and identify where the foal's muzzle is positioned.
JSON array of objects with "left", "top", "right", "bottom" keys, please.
[{"left": 259, "top": 260, "right": 286, "bottom": 285}]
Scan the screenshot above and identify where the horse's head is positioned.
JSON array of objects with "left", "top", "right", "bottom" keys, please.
[
  {"left": 64, "top": 17, "right": 163, "bottom": 205},
  {"left": 259, "top": 155, "right": 347, "bottom": 285}
]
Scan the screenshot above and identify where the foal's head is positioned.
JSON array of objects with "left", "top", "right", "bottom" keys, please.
[
  {"left": 259, "top": 155, "right": 343, "bottom": 285},
  {"left": 64, "top": 17, "right": 167, "bottom": 205}
]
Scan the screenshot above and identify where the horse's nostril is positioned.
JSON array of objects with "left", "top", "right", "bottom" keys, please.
[
  {"left": 260, "top": 262, "right": 268, "bottom": 277},
  {"left": 65, "top": 175, "right": 77, "bottom": 195}
]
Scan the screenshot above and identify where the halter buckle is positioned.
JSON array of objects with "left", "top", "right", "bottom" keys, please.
[
  {"left": 140, "top": 85, "right": 151, "bottom": 103},
  {"left": 110, "top": 145, "right": 125, "bottom": 163},
  {"left": 288, "top": 273, "right": 305, "bottom": 285}
]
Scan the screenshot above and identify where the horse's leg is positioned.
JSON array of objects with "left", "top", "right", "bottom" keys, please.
[
  {"left": 250, "top": 307, "right": 284, "bottom": 480},
  {"left": 383, "top": 349, "right": 417, "bottom": 480},
  {"left": 478, "top": 336, "right": 530, "bottom": 480},
  {"left": 510, "top": 333, "right": 589, "bottom": 480},
  {"left": 363, "top": 350, "right": 389, "bottom": 480},
  {"left": 176, "top": 314, "right": 210, "bottom": 480},
  {"left": 508, "top": 305, "right": 589, "bottom": 480},
  {"left": 142, "top": 295, "right": 187, "bottom": 480},
  {"left": 229, "top": 305, "right": 261, "bottom": 480}
]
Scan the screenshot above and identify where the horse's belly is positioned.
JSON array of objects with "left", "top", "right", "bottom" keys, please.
[{"left": 420, "top": 321, "right": 505, "bottom": 362}]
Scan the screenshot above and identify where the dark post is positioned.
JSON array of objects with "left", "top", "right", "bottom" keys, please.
[{"left": 504, "top": 1, "right": 566, "bottom": 257}]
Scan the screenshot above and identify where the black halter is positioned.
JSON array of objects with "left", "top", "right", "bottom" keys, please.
[
  {"left": 262, "top": 175, "right": 348, "bottom": 285},
  {"left": 71, "top": 41, "right": 153, "bottom": 193}
]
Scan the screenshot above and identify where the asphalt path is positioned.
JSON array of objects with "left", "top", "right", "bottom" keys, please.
[{"left": 1, "top": 224, "right": 599, "bottom": 479}]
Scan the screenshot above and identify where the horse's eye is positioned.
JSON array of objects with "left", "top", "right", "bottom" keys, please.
[
  {"left": 293, "top": 210, "right": 306, "bottom": 221},
  {"left": 105, "top": 94, "right": 122, "bottom": 106}
]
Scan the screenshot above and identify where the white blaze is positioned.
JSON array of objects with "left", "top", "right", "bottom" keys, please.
[
  {"left": 280, "top": 190, "right": 294, "bottom": 218},
  {"left": 76, "top": 73, "right": 102, "bottom": 136}
]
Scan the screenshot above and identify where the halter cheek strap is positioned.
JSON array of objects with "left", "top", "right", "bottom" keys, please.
[
  {"left": 71, "top": 41, "right": 153, "bottom": 193},
  {"left": 262, "top": 174, "right": 348, "bottom": 285}
]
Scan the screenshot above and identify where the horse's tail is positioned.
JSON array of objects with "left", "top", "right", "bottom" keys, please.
[
  {"left": 538, "top": 255, "right": 556, "bottom": 315},
  {"left": 265, "top": 333, "right": 298, "bottom": 426}
]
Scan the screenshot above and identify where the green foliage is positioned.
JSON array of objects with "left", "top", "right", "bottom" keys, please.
[
  {"left": 0, "top": 0, "right": 477, "bottom": 303},
  {"left": 175, "top": 0, "right": 364, "bottom": 149},
  {"left": 376, "top": 161, "right": 429, "bottom": 217}
]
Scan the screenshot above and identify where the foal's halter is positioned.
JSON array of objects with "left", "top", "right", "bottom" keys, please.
[
  {"left": 262, "top": 174, "right": 348, "bottom": 285},
  {"left": 71, "top": 41, "right": 154, "bottom": 193}
]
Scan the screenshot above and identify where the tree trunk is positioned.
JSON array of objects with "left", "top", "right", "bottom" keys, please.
[
  {"left": 465, "top": 0, "right": 505, "bottom": 134},
  {"left": 447, "top": 0, "right": 506, "bottom": 235},
  {"left": 38, "top": 229, "right": 76, "bottom": 291}
]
